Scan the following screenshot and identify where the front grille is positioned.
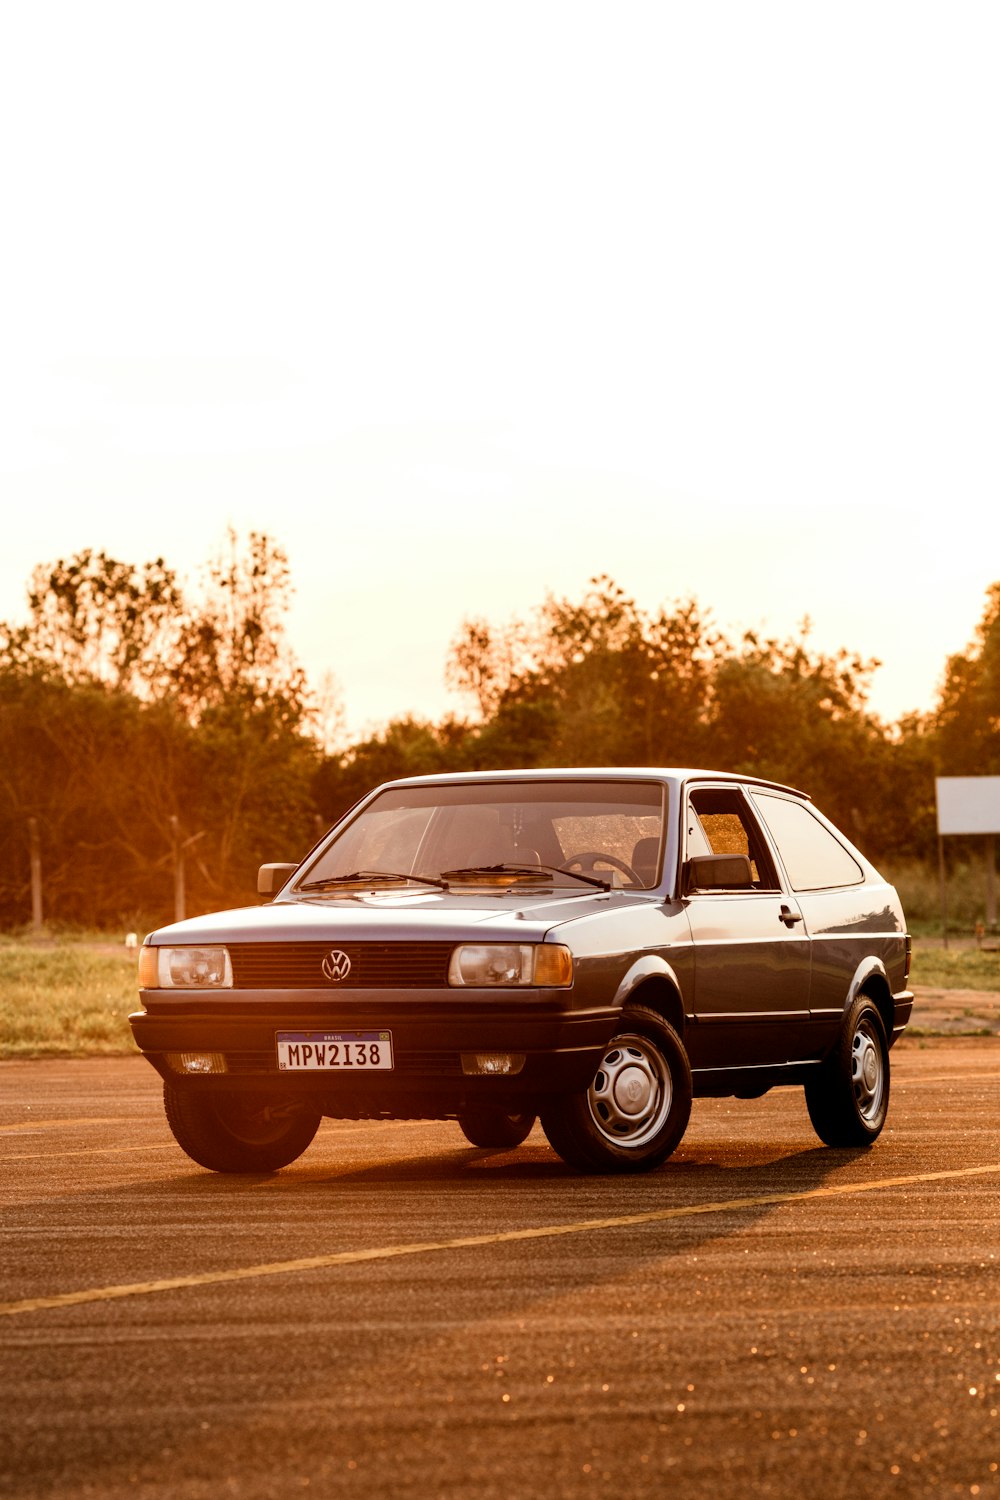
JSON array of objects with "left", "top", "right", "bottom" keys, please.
[{"left": 228, "top": 942, "right": 454, "bottom": 990}]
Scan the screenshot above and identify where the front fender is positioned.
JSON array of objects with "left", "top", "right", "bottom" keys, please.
[{"left": 611, "top": 954, "right": 686, "bottom": 1022}]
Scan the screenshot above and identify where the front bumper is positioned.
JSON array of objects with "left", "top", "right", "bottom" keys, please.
[{"left": 129, "top": 986, "right": 617, "bottom": 1117}]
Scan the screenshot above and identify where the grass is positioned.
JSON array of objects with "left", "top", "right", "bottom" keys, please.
[
  {"left": 0, "top": 939, "right": 139, "bottom": 1058},
  {"left": 886, "top": 856, "right": 998, "bottom": 935},
  {"left": 908, "top": 941, "right": 1000, "bottom": 992},
  {"left": 1, "top": 922, "right": 998, "bottom": 1059}
]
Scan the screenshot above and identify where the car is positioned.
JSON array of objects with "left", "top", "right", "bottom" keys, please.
[{"left": 130, "top": 768, "right": 913, "bottom": 1174}]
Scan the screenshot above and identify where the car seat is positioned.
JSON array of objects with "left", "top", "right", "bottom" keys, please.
[{"left": 630, "top": 837, "right": 660, "bottom": 888}]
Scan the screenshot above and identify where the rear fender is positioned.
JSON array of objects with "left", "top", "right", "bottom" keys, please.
[{"left": 844, "top": 956, "right": 894, "bottom": 1041}]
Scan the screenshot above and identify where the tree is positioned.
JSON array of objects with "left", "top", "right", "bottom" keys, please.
[
  {"left": 442, "top": 579, "right": 928, "bottom": 861},
  {"left": 446, "top": 618, "right": 532, "bottom": 719},
  {"left": 0, "top": 551, "right": 183, "bottom": 695},
  {"left": 0, "top": 532, "right": 328, "bottom": 927},
  {"left": 169, "top": 529, "right": 310, "bottom": 724},
  {"left": 703, "top": 624, "right": 898, "bottom": 851},
  {"left": 447, "top": 576, "right": 720, "bottom": 768},
  {"left": 0, "top": 668, "right": 196, "bottom": 926},
  {"left": 534, "top": 579, "right": 718, "bottom": 766},
  {"left": 0, "top": 530, "right": 315, "bottom": 726},
  {"left": 935, "top": 582, "right": 1000, "bottom": 775},
  {"left": 314, "top": 716, "right": 474, "bottom": 825}
]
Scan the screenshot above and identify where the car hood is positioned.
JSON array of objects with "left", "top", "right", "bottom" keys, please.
[{"left": 146, "top": 887, "right": 654, "bottom": 946}]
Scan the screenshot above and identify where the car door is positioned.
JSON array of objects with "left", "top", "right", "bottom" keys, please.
[
  {"left": 681, "top": 784, "right": 812, "bottom": 1070},
  {"left": 748, "top": 789, "right": 900, "bottom": 1054}
]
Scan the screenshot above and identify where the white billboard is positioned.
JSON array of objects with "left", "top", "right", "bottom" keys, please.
[{"left": 935, "top": 776, "right": 1000, "bottom": 835}]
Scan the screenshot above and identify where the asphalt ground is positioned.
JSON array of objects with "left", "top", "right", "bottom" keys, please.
[{"left": 1, "top": 1041, "right": 999, "bottom": 1500}]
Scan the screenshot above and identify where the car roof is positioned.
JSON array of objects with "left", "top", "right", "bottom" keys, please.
[{"left": 376, "top": 767, "right": 810, "bottom": 800}]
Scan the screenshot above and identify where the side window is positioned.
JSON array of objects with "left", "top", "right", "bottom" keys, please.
[
  {"left": 751, "top": 793, "right": 864, "bottom": 891},
  {"left": 687, "top": 788, "right": 780, "bottom": 891}
]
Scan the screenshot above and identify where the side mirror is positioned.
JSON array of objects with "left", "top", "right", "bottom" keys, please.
[
  {"left": 685, "top": 853, "right": 754, "bottom": 892},
  {"left": 258, "top": 862, "right": 299, "bottom": 896}
]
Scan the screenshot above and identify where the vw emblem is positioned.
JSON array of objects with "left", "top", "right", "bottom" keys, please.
[{"left": 321, "top": 949, "right": 352, "bottom": 983}]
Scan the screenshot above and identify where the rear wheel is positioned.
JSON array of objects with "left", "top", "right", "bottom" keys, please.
[
  {"left": 540, "top": 1004, "right": 692, "bottom": 1173},
  {"left": 805, "top": 995, "right": 890, "bottom": 1147},
  {"left": 457, "top": 1109, "right": 537, "bottom": 1148},
  {"left": 163, "top": 1084, "right": 322, "bottom": 1173}
]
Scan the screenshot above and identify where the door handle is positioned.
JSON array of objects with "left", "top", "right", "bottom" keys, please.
[{"left": 779, "top": 905, "right": 804, "bottom": 927}]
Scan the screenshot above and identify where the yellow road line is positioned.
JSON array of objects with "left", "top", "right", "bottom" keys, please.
[
  {"left": 0, "top": 1118, "right": 146, "bottom": 1133},
  {"left": 6, "top": 1144, "right": 176, "bottom": 1162},
  {"left": 2, "top": 1161, "right": 998, "bottom": 1319}
]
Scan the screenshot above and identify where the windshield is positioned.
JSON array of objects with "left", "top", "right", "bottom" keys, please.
[{"left": 296, "top": 780, "right": 666, "bottom": 891}]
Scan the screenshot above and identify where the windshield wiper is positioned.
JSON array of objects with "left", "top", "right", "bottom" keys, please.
[
  {"left": 440, "top": 863, "right": 612, "bottom": 891},
  {"left": 298, "top": 870, "right": 450, "bottom": 892}
]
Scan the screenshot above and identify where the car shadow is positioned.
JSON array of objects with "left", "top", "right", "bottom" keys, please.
[
  {"left": 96, "top": 1110, "right": 867, "bottom": 1219},
  {"left": 3, "top": 1106, "right": 885, "bottom": 1497}
]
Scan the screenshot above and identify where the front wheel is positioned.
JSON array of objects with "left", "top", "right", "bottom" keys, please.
[
  {"left": 805, "top": 995, "right": 890, "bottom": 1147},
  {"left": 540, "top": 1004, "right": 692, "bottom": 1173},
  {"left": 457, "top": 1109, "right": 537, "bottom": 1148},
  {"left": 163, "top": 1084, "right": 322, "bottom": 1173}
]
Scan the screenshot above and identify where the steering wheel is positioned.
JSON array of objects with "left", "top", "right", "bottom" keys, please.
[{"left": 562, "top": 851, "right": 642, "bottom": 886}]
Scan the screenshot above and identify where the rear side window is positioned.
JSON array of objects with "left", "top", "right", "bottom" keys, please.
[{"left": 751, "top": 794, "right": 864, "bottom": 891}]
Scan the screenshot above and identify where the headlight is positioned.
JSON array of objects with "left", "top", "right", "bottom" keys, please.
[
  {"left": 447, "top": 943, "right": 573, "bottom": 988},
  {"left": 138, "top": 945, "right": 233, "bottom": 989}
]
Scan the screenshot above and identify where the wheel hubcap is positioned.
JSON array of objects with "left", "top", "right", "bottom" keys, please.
[
  {"left": 851, "top": 1021, "right": 885, "bottom": 1122},
  {"left": 587, "top": 1033, "right": 672, "bottom": 1148},
  {"left": 616, "top": 1066, "right": 651, "bottom": 1115}
]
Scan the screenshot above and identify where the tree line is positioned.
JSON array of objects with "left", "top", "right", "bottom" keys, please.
[{"left": 2, "top": 538, "right": 997, "bottom": 930}]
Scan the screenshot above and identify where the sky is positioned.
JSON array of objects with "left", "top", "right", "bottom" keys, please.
[{"left": 2, "top": 2, "right": 998, "bottom": 742}]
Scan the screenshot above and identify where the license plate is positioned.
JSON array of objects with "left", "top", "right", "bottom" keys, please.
[{"left": 275, "top": 1031, "right": 393, "bottom": 1071}]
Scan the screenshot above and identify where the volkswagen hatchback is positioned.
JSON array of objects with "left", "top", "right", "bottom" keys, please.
[{"left": 130, "top": 769, "right": 913, "bottom": 1173}]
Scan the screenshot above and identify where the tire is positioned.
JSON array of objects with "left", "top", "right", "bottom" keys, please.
[
  {"left": 458, "top": 1109, "right": 537, "bottom": 1148},
  {"left": 540, "top": 1004, "right": 692, "bottom": 1173},
  {"left": 805, "top": 994, "right": 890, "bottom": 1147},
  {"left": 163, "top": 1084, "right": 322, "bottom": 1173}
]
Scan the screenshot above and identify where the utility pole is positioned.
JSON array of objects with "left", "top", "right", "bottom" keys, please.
[
  {"left": 938, "top": 834, "right": 948, "bottom": 949},
  {"left": 28, "top": 817, "right": 43, "bottom": 934},
  {"left": 170, "top": 816, "right": 185, "bottom": 923},
  {"left": 169, "top": 817, "right": 206, "bottom": 923}
]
